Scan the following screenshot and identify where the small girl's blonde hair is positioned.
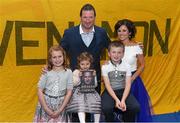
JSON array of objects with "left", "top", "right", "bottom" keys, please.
[{"left": 77, "top": 52, "right": 93, "bottom": 69}]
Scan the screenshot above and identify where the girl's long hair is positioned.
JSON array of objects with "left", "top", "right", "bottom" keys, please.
[{"left": 47, "top": 45, "right": 69, "bottom": 70}]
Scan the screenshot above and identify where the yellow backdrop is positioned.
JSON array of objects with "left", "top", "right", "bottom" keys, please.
[{"left": 0, "top": 0, "right": 180, "bottom": 121}]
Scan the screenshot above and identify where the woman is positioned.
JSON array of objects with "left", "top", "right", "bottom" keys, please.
[{"left": 114, "top": 19, "right": 153, "bottom": 122}]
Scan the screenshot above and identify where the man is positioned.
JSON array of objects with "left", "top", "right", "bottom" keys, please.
[
  {"left": 61, "top": 3, "right": 111, "bottom": 94},
  {"left": 82, "top": 71, "right": 93, "bottom": 85},
  {"left": 60, "top": 3, "right": 110, "bottom": 122}
]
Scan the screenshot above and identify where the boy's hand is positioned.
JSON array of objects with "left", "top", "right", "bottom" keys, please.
[
  {"left": 115, "top": 99, "right": 121, "bottom": 109},
  {"left": 119, "top": 100, "right": 126, "bottom": 111}
]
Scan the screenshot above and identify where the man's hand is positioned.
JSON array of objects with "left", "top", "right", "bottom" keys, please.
[{"left": 41, "top": 65, "right": 48, "bottom": 74}]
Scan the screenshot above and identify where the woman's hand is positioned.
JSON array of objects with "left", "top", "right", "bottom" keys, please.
[
  {"left": 131, "top": 76, "right": 136, "bottom": 83},
  {"left": 103, "top": 60, "right": 109, "bottom": 65},
  {"left": 138, "top": 42, "right": 144, "bottom": 50}
]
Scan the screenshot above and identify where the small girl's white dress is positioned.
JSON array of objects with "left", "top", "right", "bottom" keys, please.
[{"left": 66, "top": 69, "right": 101, "bottom": 114}]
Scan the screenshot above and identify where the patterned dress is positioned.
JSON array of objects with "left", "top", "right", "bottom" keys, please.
[
  {"left": 66, "top": 69, "right": 101, "bottom": 114},
  {"left": 33, "top": 69, "right": 73, "bottom": 122}
]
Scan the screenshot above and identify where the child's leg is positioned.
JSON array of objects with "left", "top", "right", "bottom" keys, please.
[
  {"left": 94, "top": 113, "right": 100, "bottom": 123},
  {"left": 123, "top": 94, "right": 140, "bottom": 122},
  {"left": 101, "top": 90, "right": 115, "bottom": 122},
  {"left": 78, "top": 112, "right": 86, "bottom": 123}
]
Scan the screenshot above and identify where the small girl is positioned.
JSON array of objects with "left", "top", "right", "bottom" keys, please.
[
  {"left": 66, "top": 52, "right": 101, "bottom": 123},
  {"left": 33, "top": 45, "right": 73, "bottom": 122}
]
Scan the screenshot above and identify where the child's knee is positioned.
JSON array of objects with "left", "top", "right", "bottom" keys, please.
[{"left": 132, "top": 103, "right": 140, "bottom": 113}]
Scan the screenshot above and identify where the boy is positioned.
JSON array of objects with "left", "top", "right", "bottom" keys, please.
[{"left": 101, "top": 41, "right": 140, "bottom": 122}]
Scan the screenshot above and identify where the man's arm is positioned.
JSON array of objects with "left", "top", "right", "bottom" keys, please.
[
  {"left": 103, "top": 29, "right": 111, "bottom": 49},
  {"left": 60, "top": 29, "right": 69, "bottom": 51}
]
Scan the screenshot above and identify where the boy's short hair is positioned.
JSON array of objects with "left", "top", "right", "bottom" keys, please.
[{"left": 108, "top": 41, "right": 125, "bottom": 52}]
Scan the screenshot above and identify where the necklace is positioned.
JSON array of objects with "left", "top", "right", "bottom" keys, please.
[{"left": 110, "top": 60, "right": 122, "bottom": 78}]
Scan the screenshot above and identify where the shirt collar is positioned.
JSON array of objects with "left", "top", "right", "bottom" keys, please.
[
  {"left": 109, "top": 60, "right": 122, "bottom": 67},
  {"left": 79, "top": 24, "right": 95, "bottom": 34}
]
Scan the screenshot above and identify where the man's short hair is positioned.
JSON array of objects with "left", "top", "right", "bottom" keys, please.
[{"left": 80, "top": 3, "right": 96, "bottom": 17}]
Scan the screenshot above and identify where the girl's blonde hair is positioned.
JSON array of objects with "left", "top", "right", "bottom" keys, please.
[
  {"left": 77, "top": 52, "right": 93, "bottom": 69},
  {"left": 47, "top": 45, "right": 69, "bottom": 70}
]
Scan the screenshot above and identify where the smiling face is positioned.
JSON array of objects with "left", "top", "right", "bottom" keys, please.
[
  {"left": 83, "top": 71, "right": 92, "bottom": 85},
  {"left": 108, "top": 46, "right": 124, "bottom": 64},
  {"left": 117, "top": 25, "right": 131, "bottom": 42},
  {"left": 51, "top": 50, "right": 64, "bottom": 68},
  {"left": 80, "top": 10, "right": 95, "bottom": 32},
  {"left": 79, "top": 60, "right": 91, "bottom": 70}
]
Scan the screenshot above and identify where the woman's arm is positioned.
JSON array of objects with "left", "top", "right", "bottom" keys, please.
[{"left": 132, "top": 54, "right": 145, "bottom": 82}]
